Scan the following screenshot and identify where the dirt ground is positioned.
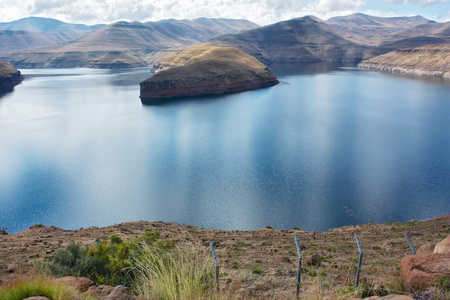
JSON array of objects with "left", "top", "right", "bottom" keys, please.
[{"left": 1, "top": 215, "right": 449, "bottom": 299}]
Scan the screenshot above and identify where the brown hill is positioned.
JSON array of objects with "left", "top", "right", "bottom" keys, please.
[
  {"left": 0, "top": 18, "right": 259, "bottom": 68},
  {"left": 358, "top": 44, "right": 450, "bottom": 79},
  {"left": 0, "top": 60, "right": 24, "bottom": 91},
  {"left": 208, "top": 16, "right": 383, "bottom": 64},
  {"left": 140, "top": 46, "right": 279, "bottom": 102}
]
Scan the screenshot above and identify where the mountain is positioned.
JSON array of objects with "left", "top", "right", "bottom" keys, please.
[
  {"left": 378, "top": 22, "right": 450, "bottom": 48},
  {"left": 0, "top": 17, "right": 104, "bottom": 52},
  {"left": 0, "top": 30, "right": 74, "bottom": 52},
  {"left": 324, "top": 13, "right": 433, "bottom": 46},
  {"left": 358, "top": 44, "right": 450, "bottom": 79},
  {"left": 0, "top": 18, "right": 259, "bottom": 68},
  {"left": 208, "top": 16, "right": 383, "bottom": 64},
  {"left": 0, "top": 17, "right": 103, "bottom": 33}
]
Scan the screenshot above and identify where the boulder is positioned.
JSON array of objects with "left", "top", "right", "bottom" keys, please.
[
  {"left": 303, "top": 254, "right": 321, "bottom": 267},
  {"left": 433, "top": 234, "right": 450, "bottom": 254},
  {"left": 86, "top": 284, "right": 115, "bottom": 297},
  {"left": 416, "top": 243, "right": 435, "bottom": 255},
  {"left": 55, "top": 276, "right": 95, "bottom": 293},
  {"left": 400, "top": 234, "right": 450, "bottom": 292},
  {"left": 23, "top": 297, "right": 51, "bottom": 300},
  {"left": 364, "top": 295, "right": 413, "bottom": 300},
  {"left": 103, "top": 285, "right": 136, "bottom": 300}
]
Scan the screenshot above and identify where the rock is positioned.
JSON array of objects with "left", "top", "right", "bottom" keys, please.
[
  {"left": 416, "top": 243, "right": 435, "bottom": 255},
  {"left": 86, "top": 284, "right": 115, "bottom": 297},
  {"left": 103, "top": 285, "right": 136, "bottom": 300},
  {"left": 303, "top": 254, "right": 321, "bottom": 267},
  {"left": 23, "top": 297, "right": 51, "bottom": 300},
  {"left": 6, "top": 264, "right": 16, "bottom": 273},
  {"left": 364, "top": 295, "right": 413, "bottom": 300},
  {"left": 400, "top": 234, "right": 450, "bottom": 292},
  {"left": 433, "top": 234, "right": 450, "bottom": 254},
  {"left": 140, "top": 46, "right": 278, "bottom": 103},
  {"left": 55, "top": 276, "right": 95, "bottom": 293}
]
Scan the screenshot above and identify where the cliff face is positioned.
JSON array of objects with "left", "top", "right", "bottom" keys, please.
[
  {"left": 140, "top": 46, "right": 279, "bottom": 103},
  {"left": 0, "top": 60, "right": 24, "bottom": 91},
  {"left": 358, "top": 44, "right": 450, "bottom": 79}
]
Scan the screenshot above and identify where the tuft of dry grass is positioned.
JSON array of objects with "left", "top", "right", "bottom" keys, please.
[
  {"left": 0, "top": 275, "right": 83, "bottom": 300},
  {"left": 131, "top": 243, "right": 214, "bottom": 299}
]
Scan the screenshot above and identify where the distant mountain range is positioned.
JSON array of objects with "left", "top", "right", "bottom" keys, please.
[
  {"left": 0, "top": 13, "right": 448, "bottom": 68},
  {"left": 0, "top": 17, "right": 104, "bottom": 51}
]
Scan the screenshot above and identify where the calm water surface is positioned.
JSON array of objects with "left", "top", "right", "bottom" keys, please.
[{"left": 1, "top": 64, "right": 449, "bottom": 233}]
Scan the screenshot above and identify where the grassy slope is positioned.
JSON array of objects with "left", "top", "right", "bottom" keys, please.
[
  {"left": 1, "top": 215, "right": 449, "bottom": 298},
  {"left": 0, "top": 59, "right": 19, "bottom": 78},
  {"left": 358, "top": 44, "right": 450, "bottom": 77}
]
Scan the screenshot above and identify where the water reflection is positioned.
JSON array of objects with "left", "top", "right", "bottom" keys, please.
[{"left": 0, "top": 65, "right": 449, "bottom": 233}]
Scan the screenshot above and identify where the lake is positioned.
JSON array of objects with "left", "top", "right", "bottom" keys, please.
[{"left": 1, "top": 64, "right": 449, "bottom": 233}]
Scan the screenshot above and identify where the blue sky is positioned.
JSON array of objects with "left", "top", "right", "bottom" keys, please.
[{"left": 0, "top": 0, "right": 449, "bottom": 25}]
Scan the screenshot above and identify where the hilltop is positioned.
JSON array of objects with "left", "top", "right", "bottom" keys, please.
[
  {"left": 140, "top": 46, "right": 279, "bottom": 102},
  {"left": 0, "top": 60, "right": 24, "bottom": 91},
  {"left": 0, "top": 215, "right": 449, "bottom": 298}
]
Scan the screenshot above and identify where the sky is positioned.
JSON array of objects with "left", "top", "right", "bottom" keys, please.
[{"left": 0, "top": 0, "right": 449, "bottom": 26}]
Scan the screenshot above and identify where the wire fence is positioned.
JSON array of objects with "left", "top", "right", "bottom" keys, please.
[{"left": 208, "top": 231, "right": 419, "bottom": 297}]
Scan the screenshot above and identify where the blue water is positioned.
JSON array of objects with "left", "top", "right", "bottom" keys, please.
[{"left": 1, "top": 64, "right": 449, "bottom": 233}]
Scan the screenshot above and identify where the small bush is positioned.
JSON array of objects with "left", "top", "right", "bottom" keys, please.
[
  {"left": 252, "top": 266, "right": 265, "bottom": 275},
  {"left": 45, "top": 229, "right": 173, "bottom": 287}
]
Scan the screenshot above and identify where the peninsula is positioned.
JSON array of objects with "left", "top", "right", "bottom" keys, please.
[
  {"left": 0, "top": 59, "right": 24, "bottom": 91},
  {"left": 358, "top": 44, "right": 450, "bottom": 79},
  {"left": 140, "top": 46, "right": 279, "bottom": 103}
]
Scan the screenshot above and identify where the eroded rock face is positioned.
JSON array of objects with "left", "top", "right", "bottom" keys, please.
[
  {"left": 140, "top": 46, "right": 279, "bottom": 103},
  {"left": 400, "top": 234, "right": 450, "bottom": 292}
]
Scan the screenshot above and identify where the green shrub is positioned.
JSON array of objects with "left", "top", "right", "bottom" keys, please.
[{"left": 45, "top": 229, "right": 173, "bottom": 287}]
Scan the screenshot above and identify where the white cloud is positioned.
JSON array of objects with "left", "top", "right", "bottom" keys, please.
[
  {"left": 383, "top": 0, "right": 449, "bottom": 6},
  {"left": 0, "top": 0, "right": 448, "bottom": 25}
]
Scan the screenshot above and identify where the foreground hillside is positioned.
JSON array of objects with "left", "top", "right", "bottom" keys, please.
[
  {"left": 358, "top": 44, "right": 450, "bottom": 79},
  {"left": 1, "top": 215, "right": 449, "bottom": 299}
]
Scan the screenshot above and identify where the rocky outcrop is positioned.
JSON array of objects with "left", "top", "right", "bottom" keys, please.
[
  {"left": 400, "top": 234, "right": 450, "bottom": 292},
  {"left": 0, "top": 59, "right": 24, "bottom": 91},
  {"left": 358, "top": 44, "right": 450, "bottom": 79},
  {"left": 140, "top": 46, "right": 279, "bottom": 103}
]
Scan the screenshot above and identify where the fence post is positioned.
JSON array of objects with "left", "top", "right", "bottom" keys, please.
[
  {"left": 209, "top": 240, "right": 220, "bottom": 290},
  {"left": 404, "top": 233, "right": 416, "bottom": 254},
  {"left": 294, "top": 234, "right": 302, "bottom": 297},
  {"left": 354, "top": 233, "right": 363, "bottom": 287}
]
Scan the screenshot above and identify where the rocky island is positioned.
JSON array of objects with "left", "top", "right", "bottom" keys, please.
[
  {"left": 0, "top": 59, "right": 24, "bottom": 91},
  {"left": 140, "top": 46, "right": 279, "bottom": 103},
  {"left": 358, "top": 44, "right": 450, "bottom": 79}
]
